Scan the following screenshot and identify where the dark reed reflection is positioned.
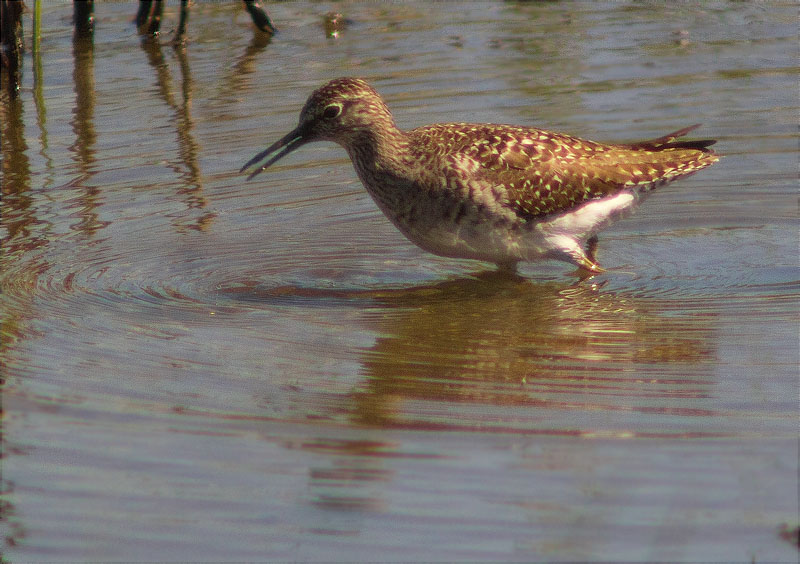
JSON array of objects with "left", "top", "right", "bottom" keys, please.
[
  {"left": 303, "top": 438, "right": 395, "bottom": 519},
  {"left": 139, "top": 36, "right": 217, "bottom": 232},
  {"left": 1, "top": 3, "right": 278, "bottom": 249},
  {"left": 0, "top": 0, "right": 24, "bottom": 97},
  {"left": 68, "top": 24, "right": 107, "bottom": 237},
  {"left": 0, "top": 85, "right": 33, "bottom": 248},
  {"left": 297, "top": 436, "right": 449, "bottom": 532}
]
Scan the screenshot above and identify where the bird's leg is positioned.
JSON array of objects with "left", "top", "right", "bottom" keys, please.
[
  {"left": 585, "top": 235, "right": 600, "bottom": 266},
  {"left": 495, "top": 260, "right": 519, "bottom": 274},
  {"left": 563, "top": 237, "right": 604, "bottom": 278}
]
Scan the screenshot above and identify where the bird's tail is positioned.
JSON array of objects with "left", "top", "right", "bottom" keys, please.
[
  {"left": 626, "top": 124, "right": 717, "bottom": 153},
  {"left": 600, "top": 125, "right": 719, "bottom": 192}
]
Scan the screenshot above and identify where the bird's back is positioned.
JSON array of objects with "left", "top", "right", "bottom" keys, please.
[{"left": 407, "top": 123, "right": 719, "bottom": 221}]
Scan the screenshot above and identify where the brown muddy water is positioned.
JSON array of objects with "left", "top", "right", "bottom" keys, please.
[{"left": 1, "top": 2, "right": 797, "bottom": 561}]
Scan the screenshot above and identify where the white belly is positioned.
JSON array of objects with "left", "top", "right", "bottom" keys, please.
[{"left": 390, "top": 189, "right": 642, "bottom": 265}]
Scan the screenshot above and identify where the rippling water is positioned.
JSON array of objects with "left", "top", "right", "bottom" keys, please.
[{"left": 2, "top": 1, "right": 797, "bottom": 561}]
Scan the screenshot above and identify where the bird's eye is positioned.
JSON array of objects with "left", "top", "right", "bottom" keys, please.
[{"left": 322, "top": 104, "right": 342, "bottom": 119}]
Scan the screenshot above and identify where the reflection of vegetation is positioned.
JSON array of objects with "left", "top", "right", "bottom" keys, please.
[
  {"left": 778, "top": 523, "right": 800, "bottom": 550},
  {"left": 0, "top": 0, "right": 24, "bottom": 97},
  {"left": 300, "top": 436, "right": 431, "bottom": 521},
  {"left": 351, "top": 274, "right": 715, "bottom": 430},
  {"left": 1, "top": 83, "right": 35, "bottom": 248},
  {"left": 139, "top": 37, "right": 216, "bottom": 232}
]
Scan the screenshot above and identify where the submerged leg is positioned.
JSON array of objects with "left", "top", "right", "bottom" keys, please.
[
  {"left": 585, "top": 235, "right": 600, "bottom": 267},
  {"left": 496, "top": 260, "right": 519, "bottom": 274}
]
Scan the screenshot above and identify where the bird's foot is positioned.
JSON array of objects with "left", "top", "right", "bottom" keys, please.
[
  {"left": 573, "top": 235, "right": 604, "bottom": 279},
  {"left": 574, "top": 262, "right": 604, "bottom": 281}
]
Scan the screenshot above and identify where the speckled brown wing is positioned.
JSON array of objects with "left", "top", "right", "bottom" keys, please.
[
  {"left": 501, "top": 125, "right": 718, "bottom": 220},
  {"left": 465, "top": 126, "right": 623, "bottom": 219},
  {"left": 413, "top": 123, "right": 718, "bottom": 221}
]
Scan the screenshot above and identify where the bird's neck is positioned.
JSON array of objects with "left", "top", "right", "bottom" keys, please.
[{"left": 344, "top": 124, "right": 412, "bottom": 180}]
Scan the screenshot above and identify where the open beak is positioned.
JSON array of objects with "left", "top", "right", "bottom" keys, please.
[{"left": 240, "top": 124, "right": 310, "bottom": 181}]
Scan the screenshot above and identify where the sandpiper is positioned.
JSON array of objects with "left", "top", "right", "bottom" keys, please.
[{"left": 241, "top": 77, "right": 718, "bottom": 275}]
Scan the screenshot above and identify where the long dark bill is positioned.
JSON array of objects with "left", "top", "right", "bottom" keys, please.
[{"left": 240, "top": 125, "right": 309, "bottom": 181}]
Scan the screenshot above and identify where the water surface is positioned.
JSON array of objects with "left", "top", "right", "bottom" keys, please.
[{"left": 1, "top": 1, "right": 797, "bottom": 561}]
